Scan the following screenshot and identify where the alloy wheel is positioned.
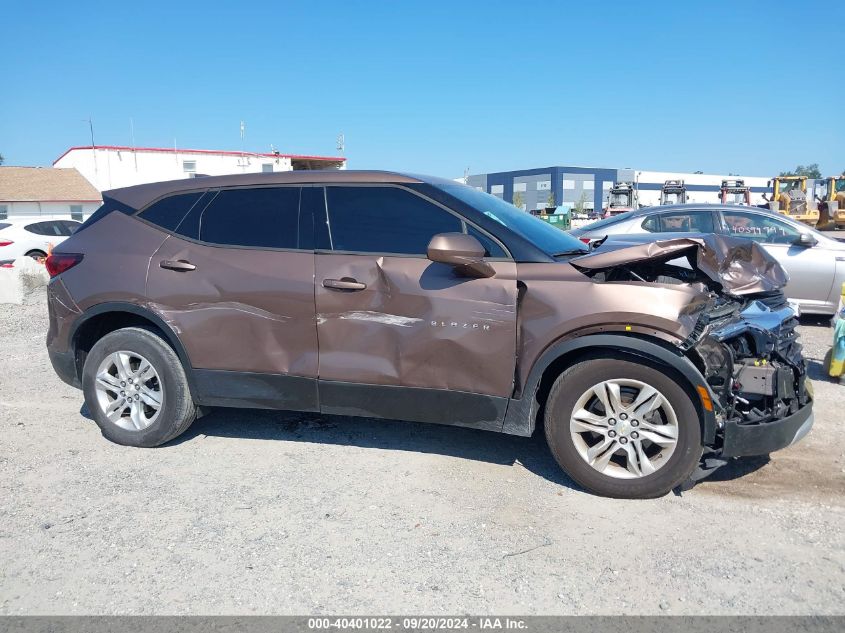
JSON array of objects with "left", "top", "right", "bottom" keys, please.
[
  {"left": 569, "top": 378, "right": 679, "bottom": 479},
  {"left": 94, "top": 351, "right": 163, "bottom": 431}
]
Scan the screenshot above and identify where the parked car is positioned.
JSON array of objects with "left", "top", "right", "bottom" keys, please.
[
  {"left": 45, "top": 172, "right": 812, "bottom": 498},
  {"left": 570, "top": 204, "right": 845, "bottom": 315},
  {"left": 0, "top": 218, "right": 81, "bottom": 260}
]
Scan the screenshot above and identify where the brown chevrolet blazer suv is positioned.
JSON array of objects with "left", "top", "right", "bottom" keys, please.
[{"left": 45, "top": 170, "right": 813, "bottom": 498}]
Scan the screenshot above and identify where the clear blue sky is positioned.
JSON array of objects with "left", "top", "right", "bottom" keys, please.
[{"left": 2, "top": 0, "right": 843, "bottom": 177}]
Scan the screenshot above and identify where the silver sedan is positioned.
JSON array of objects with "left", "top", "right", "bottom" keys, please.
[{"left": 569, "top": 204, "right": 845, "bottom": 315}]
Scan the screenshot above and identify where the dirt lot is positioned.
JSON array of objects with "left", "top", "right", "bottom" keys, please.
[{"left": 1, "top": 288, "right": 843, "bottom": 615}]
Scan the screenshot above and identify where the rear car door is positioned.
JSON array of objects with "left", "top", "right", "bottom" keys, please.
[
  {"left": 718, "top": 209, "right": 837, "bottom": 311},
  {"left": 145, "top": 186, "right": 320, "bottom": 410},
  {"left": 310, "top": 184, "right": 519, "bottom": 429}
]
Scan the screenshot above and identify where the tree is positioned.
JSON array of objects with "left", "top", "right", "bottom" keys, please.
[
  {"left": 779, "top": 163, "right": 822, "bottom": 179},
  {"left": 0, "top": 153, "right": 4, "bottom": 165},
  {"left": 512, "top": 191, "right": 524, "bottom": 210},
  {"left": 546, "top": 191, "right": 556, "bottom": 209},
  {"left": 574, "top": 192, "right": 588, "bottom": 214}
]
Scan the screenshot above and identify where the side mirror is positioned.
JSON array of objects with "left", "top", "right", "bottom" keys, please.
[
  {"left": 427, "top": 233, "right": 495, "bottom": 278},
  {"left": 794, "top": 233, "right": 817, "bottom": 247}
]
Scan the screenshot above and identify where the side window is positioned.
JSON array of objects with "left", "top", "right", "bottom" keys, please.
[
  {"left": 24, "top": 221, "right": 56, "bottom": 236},
  {"left": 139, "top": 192, "right": 205, "bottom": 232},
  {"left": 467, "top": 224, "right": 507, "bottom": 257},
  {"left": 325, "top": 186, "right": 462, "bottom": 255},
  {"left": 199, "top": 187, "right": 301, "bottom": 249},
  {"left": 722, "top": 211, "right": 799, "bottom": 244},
  {"left": 60, "top": 221, "right": 81, "bottom": 235},
  {"left": 644, "top": 212, "right": 714, "bottom": 233},
  {"left": 641, "top": 216, "right": 659, "bottom": 232}
]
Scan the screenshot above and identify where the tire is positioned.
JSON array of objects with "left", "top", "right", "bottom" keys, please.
[
  {"left": 544, "top": 356, "right": 702, "bottom": 499},
  {"left": 82, "top": 327, "right": 197, "bottom": 447},
  {"left": 25, "top": 250, "right": 47, "bottom": 260}
]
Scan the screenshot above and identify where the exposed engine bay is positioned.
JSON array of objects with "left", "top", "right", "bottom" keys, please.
[{"left": 570, "top": 235, "right": 810, "bottom": 456}]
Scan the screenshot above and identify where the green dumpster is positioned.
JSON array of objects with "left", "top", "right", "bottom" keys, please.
[{"left": 531, "top": 207, "right": 571, "bottom": 231}]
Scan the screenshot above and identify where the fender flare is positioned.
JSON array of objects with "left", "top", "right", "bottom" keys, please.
[
  {"left": 502, "top": 333, "right": 717, "bottom": 444},
  {"left": 68, "top": 301, "right": 197, "bottom": 391}
]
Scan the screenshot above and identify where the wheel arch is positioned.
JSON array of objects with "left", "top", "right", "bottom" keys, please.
[
  {"left": 68, "top": 302, "right": 196, "bottom": 392},
  {"left": 502, "top": 333, "right": 717, "bottom": 444}
]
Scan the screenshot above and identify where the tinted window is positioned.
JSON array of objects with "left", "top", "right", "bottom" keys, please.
[
  {"left": 326, "top": 186, "right": 462, "bottom": 255},
  {"left": 722, "top": 211, "right": 799, "bottom": 244},
  {"left": 60, "top": 220, "right": 81, "bottom": 235},
  {"left": 467, "top": 224, "right": 507, "bottom": 258},
  {"left": 199, "top": 187, "right": 301, "bottom": 249},
  {"left": 139, "top": 192, "right": 205, "bottom": 232},
  {"left": 25, "top": 221, "right": 63, "bottom": 236},
  {"left": 642, "top": 211, "right": 714, "bottom": 233},
  {"left": 0, "top": 223, "right": 10, "bottom": 231}
]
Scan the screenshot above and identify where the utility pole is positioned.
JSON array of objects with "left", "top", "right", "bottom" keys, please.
[{"left": 84, "top": 117, "right": 97, "bottom": 175}]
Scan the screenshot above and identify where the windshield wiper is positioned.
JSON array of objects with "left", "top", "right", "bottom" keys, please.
[{"left": 551, "top": 249, "right": 589, "bottom": 257}]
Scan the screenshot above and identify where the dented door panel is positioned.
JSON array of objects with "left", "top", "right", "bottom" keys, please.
[
  {"left": 146, "top": 235, "right": 318, "bottom": 376},
  {"left": 315, "top": 254, "right": 518, "bottom": 397}
]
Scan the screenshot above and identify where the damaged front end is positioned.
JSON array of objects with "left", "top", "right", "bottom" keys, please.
[{"left": 572, "top": 235, "right": 814, "bottom": 465}]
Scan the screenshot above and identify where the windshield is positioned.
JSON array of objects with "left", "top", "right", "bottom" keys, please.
[{"left": 436, "top": 184, "right": 588, "bottom": 256}]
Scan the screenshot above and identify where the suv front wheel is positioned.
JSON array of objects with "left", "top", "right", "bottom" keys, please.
[
  {"left": 544, "top": 356, "right": 702, "bottom": 498},
  {"left": 82, "top": 327, "right": 197, "bottom": 447}
]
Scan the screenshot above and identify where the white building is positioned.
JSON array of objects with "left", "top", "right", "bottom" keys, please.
[
  {"left": 629, "top": 170, "right": 771, "bottom": 207},
  {"left": 54, "top": 145, "right": 347, "bottom": 192},
  {"left": 467, "top": 165, "right": 773, "bottom": 212},
  {"left": 0, "top": 167, "right": 102, "bottom": 221}
]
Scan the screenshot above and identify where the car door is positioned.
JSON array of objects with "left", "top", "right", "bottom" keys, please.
[
  {"left": 310, "top": 184, "right": 519, "bottom": 429},
  {"left": 718, "top": 209, "right": 837, "bottom": 312},
  {"left": 145, "top": 185, "right": 320, "bottom": 410}
]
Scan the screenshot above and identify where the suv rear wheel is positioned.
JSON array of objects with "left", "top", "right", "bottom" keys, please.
[
  {"left": 544, "top": 357, "right": 702, "bottom": 498},
  {"left": 82, "top": 327, "right": 197, "bottom": 447}
]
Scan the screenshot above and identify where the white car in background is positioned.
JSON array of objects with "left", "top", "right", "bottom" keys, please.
[
  {"left": 0, "top": 218, "right": 82, "bottom": 260},
  {"left": 569, "top": 204, "right": 845, "bottom": 315}
]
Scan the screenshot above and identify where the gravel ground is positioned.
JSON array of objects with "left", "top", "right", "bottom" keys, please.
[{"left": 0, "top": 287, "right": 843, "bottom": 615}]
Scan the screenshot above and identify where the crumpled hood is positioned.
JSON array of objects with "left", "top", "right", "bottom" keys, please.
[{"left": 570, "top": 234, "right": 789, "bottom": 296}]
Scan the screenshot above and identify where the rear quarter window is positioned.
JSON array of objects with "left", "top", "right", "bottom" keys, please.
[
  {"left": 138, "top": 192, "right": 206, "bottom": 232},
  {"left": 24, "top": 221, "right": 61, "bottom": 236}
]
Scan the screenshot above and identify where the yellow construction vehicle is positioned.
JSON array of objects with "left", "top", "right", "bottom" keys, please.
[
  {"left": 817, "top": 176, "right": 845, "bottom": 229},
  {"left": 764, "top": 176, "right": 819, "bottom": 226}
]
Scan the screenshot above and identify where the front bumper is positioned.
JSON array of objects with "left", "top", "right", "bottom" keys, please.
[{"left": 721, "top": 401, "right": 813, "bottom": 458}]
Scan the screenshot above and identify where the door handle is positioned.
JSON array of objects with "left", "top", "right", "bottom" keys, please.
[
  {"left": 160, "top": 259, "right": 196, "bottom": 272},
  {"left": 323, "top": 278, "right": 367, "bottom": 291}
]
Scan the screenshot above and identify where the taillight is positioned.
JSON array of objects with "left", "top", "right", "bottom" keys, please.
[
  {"left": 0, "top": 240, "right": 13, "bottom": 247},
  {"left": 45, "top": 253, "right": 84, "bottom": 278},
  {"left": 579, "top": 237, "right": 591, "bottom": 244}
]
